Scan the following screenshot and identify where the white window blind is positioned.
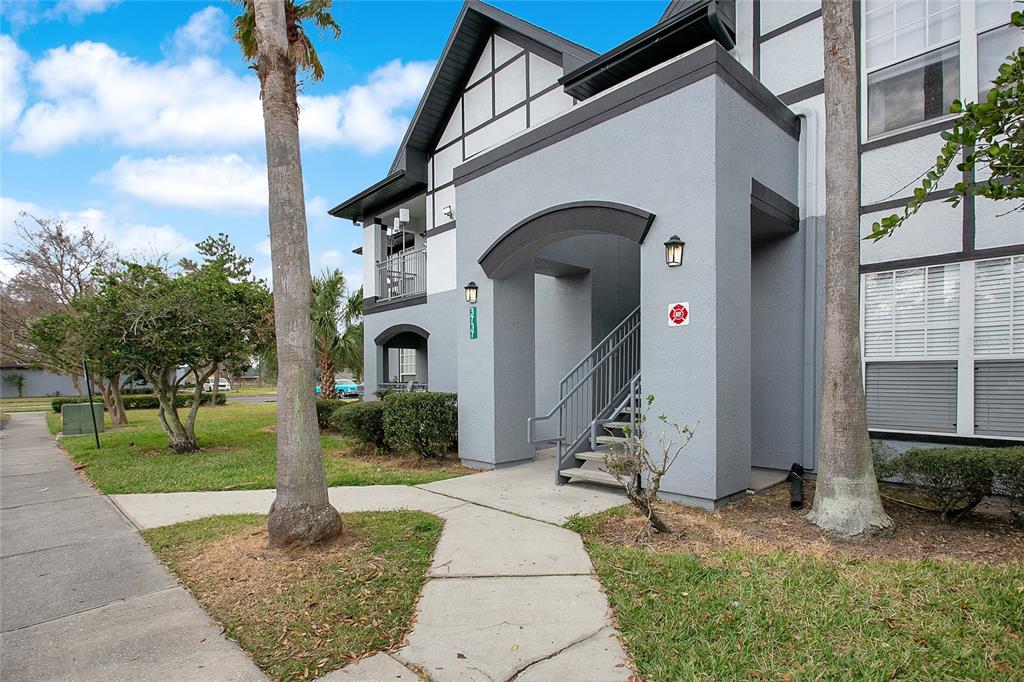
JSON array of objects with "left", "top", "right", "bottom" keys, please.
[
  {"left": 865, "top": 0, "right": 960, "bottom": 70},
  {"left": 974, "top": 255, "right": 1024, "bottom": 355},
  {"left": 864, "top": 264, "right": 960, "bottom": 358}
]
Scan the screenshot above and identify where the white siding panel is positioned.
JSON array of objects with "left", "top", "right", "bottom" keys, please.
[
  {"left": 426, "top": 230, "right": 458, "bottom": 295},
  {"left": 529, "top": 86, "right": 574, "bottom": 125},
  {"left": 463, "top": 77, "right": 493, "bottom": 131},
  {"left": 464, "top": 106, "right": 527, "bottom": 158},
  {"left": 760, "top": 0, "right": 820, "bottom": 35},
  {"left": 528, "top": 52, "right": 562, "bottom": 96},
  {"left": 362, "top": 224, "right": 377, "bottom": 298},
  {"left": 437, "top": 100, "right": 462, "bottom": 149},
  {"left": 468, "top": 38, "right": 492, "bottom": 85},
  {"left": 759, "top": 18, "right": 823, "bottom": 95},
  {"left": 860, "top": 201, "right": 962, "bottom": 265},
  {"left": 974, "top": 196, "right": 1024, "bottom": 250},
  {"left": 432, "top": 185, "right": 455, "bottom": 228},
  {"left": 432, "top": 143, "right": 463, "bottom": 188},
  {"left": 861, "top": 133, "right": 953, "bottom": 205},
  {"left": 494, "top": 34, "right": 522, "bottom": 67},
  {"left": 495, "top": 54, "right": 527, "bottom": 114}
]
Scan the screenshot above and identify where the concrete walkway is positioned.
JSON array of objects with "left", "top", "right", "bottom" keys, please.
[
  {"left": 0, "top": 413, "right": 265, "bottom": 681},
  {"left": 112, "top": 453, "right": 632, "bottom": 681}
]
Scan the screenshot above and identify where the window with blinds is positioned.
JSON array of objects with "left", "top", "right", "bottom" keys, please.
[
  {"left": 864, "top": 264, "right": 960, "bottom": 359},
  {"left": 399, "top": 348, "right": 416, "bottom": 378},
  {"left": 975, "top": 359, "right": 1024, "bottom": 437},
  {"left": 866, "top": 361, "right": 958, "bottom": 433},
  {"left": 974, "top": 255, "right": 1024, "bottom": 356}
]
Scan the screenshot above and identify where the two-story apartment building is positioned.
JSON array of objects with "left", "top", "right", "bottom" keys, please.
[{"left": 330, "top": 0, "right": 1023, "bottom": 509}]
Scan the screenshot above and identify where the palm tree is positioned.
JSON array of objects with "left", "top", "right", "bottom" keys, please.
[
  {"left": 310, "top": 270, "right": 347, "bottom": 399},
  {"left": 235, "top": 0, "right": 342, "bottom": 547},
  {"left": 806, "top": 0, "right": 892, "bottom": 537}
]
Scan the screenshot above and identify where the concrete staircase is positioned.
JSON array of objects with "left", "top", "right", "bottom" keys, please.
[{"left": 558, "top": 405, "right": 635, "bottom": 489}]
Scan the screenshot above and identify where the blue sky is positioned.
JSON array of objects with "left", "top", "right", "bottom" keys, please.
[{"left": 0, "top": 0, "right": 664, "bottom": 289}]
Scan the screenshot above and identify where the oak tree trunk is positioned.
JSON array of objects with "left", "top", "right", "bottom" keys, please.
[
  {"left": 211, "top": 364, "right": 221, "bottom": 406},
  {"left": 807, "top": 0, "right": 893, "bottom": 537},
  {"left": 108, "top": 377, "right": 128, "bottom": 425},
  {"left": 253, "top": 0, "right": 341, "bottom": 547}
]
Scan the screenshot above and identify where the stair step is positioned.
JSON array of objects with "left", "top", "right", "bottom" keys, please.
[
  {"left": 559, "top": 467, "right": 624, "bottom": 488},
  {"left": 574, "top": 450, "right": 607, "bottom": 462},
  {"left": 601, "top": 421, "right": 631, "bottom": 431},
  {"left": 596, "top": 435, "right": 629, "bottom": 445}
]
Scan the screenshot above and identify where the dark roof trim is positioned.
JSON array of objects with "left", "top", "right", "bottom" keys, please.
[
  {"left": 750, "top": 178, "right": 799, "bottom": 239},
  {"left": 374, "top": 323, "right": 430, "bottom": 345},
  {"left": 327, "top": 170, "right": 426, "bottom": 222},
  {"left": 560, "top": 0, "right": 735, "bottom": 101},
  {"left": 454, "top": 42, "right": 798, "bottom": 187},
  {"left": 478, "top": 201, "right": 655, "bottom": 278},
  {"left": 364, "top": 293, "right": 428, "bottom": 316}
]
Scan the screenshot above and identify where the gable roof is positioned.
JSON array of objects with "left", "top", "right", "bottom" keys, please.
[{"left": 329, "top": 1, "right": 596, "bottom": 222}]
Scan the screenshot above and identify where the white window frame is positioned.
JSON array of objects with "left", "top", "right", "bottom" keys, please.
[
  {"left": 861, "top": 258, "right": 1022, "bottom": 440},
  {"left": 399, "top": 348, "right": 416, "bottom": 379}
]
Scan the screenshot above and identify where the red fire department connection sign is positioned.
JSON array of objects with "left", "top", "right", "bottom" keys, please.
[{"left": 667, "top": 302, "right": 689, "bottom": 327}]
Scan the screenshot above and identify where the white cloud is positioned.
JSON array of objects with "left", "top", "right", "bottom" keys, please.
[
  {"left": 0, "top": 36, "right": 28, "bottom": 132},
  {"left": 0, "top": 0, "right": 118, "bottom": 32},
  {"left": 9, "top": 33, "right": 433, "bottom": 155},
  {"left": 318, "top": 249, "right": 343, "bottom": 268},
  {"left": 0, "top": 195, "right": 194, "bottom": 261},
  {"left": 163, "top": 6, "right": 228, "bottom": 58},
  {"left": 52, "top": 0, "right": 119, "bottom": 21},
  {"left": 100, "top": 154, "right": 268, "bottom": 213}
]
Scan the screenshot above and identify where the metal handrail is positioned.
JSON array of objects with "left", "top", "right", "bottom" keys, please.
[
  {"left": 528, "top": 307, "right": 640, "bottom": 483},
  {"left": 376, "top": 248, "right": 426, "bottom": 301}
]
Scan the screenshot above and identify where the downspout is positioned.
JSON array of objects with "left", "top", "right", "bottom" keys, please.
[{"left": 790, "top": 105, "right": 823, "bottom": 473}]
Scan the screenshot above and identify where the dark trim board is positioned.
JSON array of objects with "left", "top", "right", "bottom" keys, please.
[
  {"left": 454, "top": 43, "right": 799, "bottom": 187},
  {"left": 871, "top": 430, "right": 1024, "bottom": 447},
  {"left": 751, "top": 0, "right": 760, "bottom": 79},
  {"left": 758, "top": 8, "right": 821, "bottom": 43},
  {"left": 364, "top": 293, "right": 428, "bottom": 315},
  {"left": 751, "top": 178, "right": 799, "bottom": 238},
  {"left": 779, "top": 79, "right": 823, "bottom": 105},
  {"left": 425, "top": 220, "right": 457, "bottom": 237},
  {"left": 859, "top": 243, "right": 1024, "bottom": 273},
  {"left": 860, "top": 187, "right": 957, "bottom": 215}
]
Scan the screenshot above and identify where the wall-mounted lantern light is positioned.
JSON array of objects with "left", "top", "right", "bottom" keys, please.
[
  {"left": 664, "top": 235, "right": 684, "bottom": 267},
  {"left": 464, "top": 281, "right": 478, "bottom": 304},
  {"left": 442, "top": 205, "right": 454, "bottom": 220}
]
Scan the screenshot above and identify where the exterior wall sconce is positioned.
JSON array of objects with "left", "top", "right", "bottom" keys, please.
[
  {"left": 664, "top": 235, "right": 684, "bottom": 267},
  {"left": 442, "top": 205, "right": 454, "bottom": 220},
  {"left": 464, "top": 281, "right": 478, "bottom": 304}
]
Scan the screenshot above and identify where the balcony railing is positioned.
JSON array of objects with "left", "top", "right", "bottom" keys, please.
[{"left": 376, "top": 249, "right": 426, "bottom": 301}]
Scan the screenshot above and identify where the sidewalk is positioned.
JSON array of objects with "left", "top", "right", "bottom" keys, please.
[{"left": 0, "top": 413, "right": 264, "bottom": 681}]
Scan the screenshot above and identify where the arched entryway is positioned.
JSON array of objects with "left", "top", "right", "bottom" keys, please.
[
  {"left": 374, "top": 324, "right": 429, "bottom": 392},
  {"left": 458, "top": 200, "right": 652, "bottom": 470}
]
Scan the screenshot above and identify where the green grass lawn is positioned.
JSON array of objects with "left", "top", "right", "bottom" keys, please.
[
  {"left": 54, "top": 402, "right": 469, "bottom": 494},
  {"left": 144, "top": 512, "right": 442, "bottom": 681},
  {"left": 568, "top": 510, "right": 1024, "bottom": 681},
  {"left": 1, "top": 396, "right": 55, "bottom": 414}
]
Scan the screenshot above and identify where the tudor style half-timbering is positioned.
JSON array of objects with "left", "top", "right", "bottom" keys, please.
[{"left": 331, "top": 0, "right": 1023, "bottom": 509}]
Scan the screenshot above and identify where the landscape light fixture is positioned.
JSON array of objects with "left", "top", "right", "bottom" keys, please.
[
  {"left": 464, "top": 281, "right": 478, "bottom": 304},
  {"left": 664, "top": 235, "right": 684, "bottom": 267}
]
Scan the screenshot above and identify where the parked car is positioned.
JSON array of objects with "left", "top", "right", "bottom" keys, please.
[
  {"left": 203, "top": 378, "right": 232, "bottom": 392},
  {"left": 315, "top": 382, "right": 362, "bottom": 398}
]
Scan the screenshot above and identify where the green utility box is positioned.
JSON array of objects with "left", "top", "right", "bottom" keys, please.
[{"left": 61, "top": 403, "right": 104, "bottom": 436}]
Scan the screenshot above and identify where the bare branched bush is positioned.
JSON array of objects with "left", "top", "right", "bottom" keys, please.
[{"left": 603, "top": 395, "right": 695, "bottom": 538}]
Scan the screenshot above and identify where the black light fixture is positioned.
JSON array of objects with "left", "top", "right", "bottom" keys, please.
[
  {"left": 464, "top": 281, "right": 478, "bottom": 304},
  {"left": 664, "top": 235, "right": 684, "bottom": 267}
]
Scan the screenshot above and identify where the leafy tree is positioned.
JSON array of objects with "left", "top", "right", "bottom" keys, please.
[
  {"left": 866, "top": 11, "right": 1023, "bottom": 240},
  {"left": 79, "top": 260, "right": 272, "bottom": 451},
  {"left": 808, "top": 0, "right": 892, "bottom": 536},
  {"left": 236, "top": 0, "right": 343, "bottom": 547},
  {"left": 3, "top": 374, "right": 24, "bottom": 398}
]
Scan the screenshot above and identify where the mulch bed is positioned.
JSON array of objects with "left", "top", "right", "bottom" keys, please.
[{"left": 593, "top": 483, "right": 1023, "bottom": 563}]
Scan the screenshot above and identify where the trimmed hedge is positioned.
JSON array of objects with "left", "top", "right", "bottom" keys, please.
[
  {"left": 332, "top": 401, "right": 386, "bottom": 449},
  {"left": 316, "top": 399, "right": 339, "bottom": 430},
  {"left": 382, "top": 392, "right": 457, "bottom": 458},
  {"left": 883, "top": 445, "right": 1024, "bottom": 522},
  {"left": 51, "top": 392, "right": 226, "bottom": 413}
]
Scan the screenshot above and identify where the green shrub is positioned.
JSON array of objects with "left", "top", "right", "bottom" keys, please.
[
  {"left": 887, "top": 447, "right": 995, "bottom": 520},
  {"left": 382, "top": 392, "right": 457, "bottom": 458},
  {"left": 51, "top": 393, "right": 225, "bottom": 413},
  {"left": 315, "top": 399, "right": 340, "bottom": 430},
  {"left": 990, "top": 447, "right": 1024, "bottom": 525},
  {"left": 332, "top": 401, "right": 386, "bottom": 449}
]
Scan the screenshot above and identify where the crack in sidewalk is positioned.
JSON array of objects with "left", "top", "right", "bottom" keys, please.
[{"left": 504, "top": 626, "right": 609, "bottom": 681}]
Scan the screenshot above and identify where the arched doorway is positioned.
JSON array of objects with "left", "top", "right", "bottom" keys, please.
[{"left": 374, "top": 324, "right": 429, "bottom": 392}]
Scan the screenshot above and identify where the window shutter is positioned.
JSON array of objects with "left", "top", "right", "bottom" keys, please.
[
  {"left": 975, "top": 255, "right": 1023, "bottom": 355},
  {"left": 865, "top": 361, "right": 958, "bottom": 433},
  {"left": 975, "top": 360, "right": 1024, "bottom": 437}
]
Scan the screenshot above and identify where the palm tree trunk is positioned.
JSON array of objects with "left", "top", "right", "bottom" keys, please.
[
  {"left": 253, "top": 0, "right": 341, "bottom": 547},
  {"left": 319, "top": 354, "right": 336, "bottom": 399},
  {"left": 807, "top": 0, "right": 892, "bottom": 537}
]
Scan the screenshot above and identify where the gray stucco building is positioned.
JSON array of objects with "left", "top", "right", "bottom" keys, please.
[{"left": 331, "top": 0, "right": 1024, "bottom": 509}]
